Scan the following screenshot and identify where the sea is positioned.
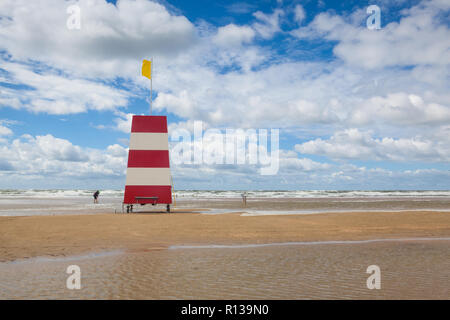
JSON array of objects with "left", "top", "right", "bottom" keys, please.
[{"left": 0, "top": 189, "right": 450, "bottom": 216}]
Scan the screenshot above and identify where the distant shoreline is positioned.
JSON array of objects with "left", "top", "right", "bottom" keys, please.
[{"left": 1, "top": 189, "right": 450, "bottom": 198}]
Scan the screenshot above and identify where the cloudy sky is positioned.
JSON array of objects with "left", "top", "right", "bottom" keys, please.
[{"left": 0, "top": 0, "right": 449, "bottom": 190}]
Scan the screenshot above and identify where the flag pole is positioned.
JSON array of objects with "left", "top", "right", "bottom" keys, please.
[{"left": 150, "top": 57, "right": 153, "bottom": 115}]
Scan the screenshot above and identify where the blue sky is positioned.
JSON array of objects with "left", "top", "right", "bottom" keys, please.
[{"left": 0, "top": 0, "right": 449, "bottom": 190}]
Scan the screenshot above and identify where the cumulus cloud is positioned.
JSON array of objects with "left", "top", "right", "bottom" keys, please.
[
  {"left": 153, "top": 61, "right": 349, "bottom": 128},
  {"left": 291, "top": 0, "right": 450, "bottom": 69},
  {"left": 213, "top": 8, "right": 285, "bottom": 46},
  {"left": 114, "top": 112, "right": 135, "bottom": 133},
  {"left": 0, "top": 134, "right": 128, "bottom": 179},
  {"left": 296, "top": 128, "right": 450, "bottom": 162},
  {"left": 293, "top": 4, "right": 306, "bottom": 24},
  {"left": 350, "top": 92, "right": 450, "bottom": 126},
  {"left": 0, "top": 0, "right": 196, "bottom": 78},
  {"left": 0, "top": 125, "right": 12, "bottom": 136},
  {"left": 154, "top": 90, "right": 196, "bottom": 118},
  {"left": 280, "top": 155, "right": 330, "bottom": 172},
  {"left": 252, "top": 9, "right": 284, "bottom": 39},
  {"left": 0, "top": 130, "right": 448, "bottom": 190},
  {"left": 31, "top": 135, "right": 89, "bottom": 162},
  {"left": 213, "top": 24, "right": 256, "bottom": 47},
  {"left": 1, "top": 0, "right": 445, "bottom": 132},
  {"left": 0, "top": 0, "right": 197, "bottom": 115},
  {"left": 0, "top": 61, "right": 129, "bottom": 114}
]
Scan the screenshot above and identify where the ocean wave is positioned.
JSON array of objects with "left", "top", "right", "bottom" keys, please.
[
  {"left": 174, "top": 190, "right": 450, "bottom": 199},
  {"left": 1, "top": 189, "right": 450, "bottom": 199},
  {"left": 0, "top": 189, "right": 124, "bottom": 198}
]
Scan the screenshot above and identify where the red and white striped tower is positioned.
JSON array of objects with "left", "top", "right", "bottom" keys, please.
[{"left": 123, "top": 115, "right": 172, "bottom": 212}]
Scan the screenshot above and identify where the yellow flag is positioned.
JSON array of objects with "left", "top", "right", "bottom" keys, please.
[{"left": 142, "top": 59, "right": 151, "bottom": 79}]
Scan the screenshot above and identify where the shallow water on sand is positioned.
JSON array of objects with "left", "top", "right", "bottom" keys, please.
[{"left": 0, "top": 240, "right": 448, "bottom": 299}]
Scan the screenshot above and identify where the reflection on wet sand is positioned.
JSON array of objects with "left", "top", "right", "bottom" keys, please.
[{"left": 1, "top": 240, "right": 448, "bottom": 299}]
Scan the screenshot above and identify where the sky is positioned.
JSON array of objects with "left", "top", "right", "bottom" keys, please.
[{"left": 0, "top": 0, "right": 449, "bottom": 190}]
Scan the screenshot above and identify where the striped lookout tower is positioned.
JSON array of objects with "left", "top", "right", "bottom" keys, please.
[{"left": 123, "top": 115, "right": 172, "bottom": 213}]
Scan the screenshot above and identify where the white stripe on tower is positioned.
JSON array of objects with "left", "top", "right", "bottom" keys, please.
[
  {"left": 129, "top": 132, "right": 169, "bottom": 150},
  {"left": 125, "top": 168, "right": 171, "bottom": 186}
]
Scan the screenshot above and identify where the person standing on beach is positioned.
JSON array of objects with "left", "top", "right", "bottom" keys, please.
[
  {"left": 241, "top": 192, "right": 247, "bottom": 207},
  {"left": 93, "top": 190, "right": 100, "bottom": 204}
]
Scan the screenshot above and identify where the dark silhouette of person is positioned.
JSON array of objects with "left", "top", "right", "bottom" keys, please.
[{"left": 93, "top": 190, "right": 100, "bottom": 204}]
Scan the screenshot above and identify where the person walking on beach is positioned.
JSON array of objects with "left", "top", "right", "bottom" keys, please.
[
  {"left": 241, "top": 192, "right": 247, "bottom": 207},
  {"left": 93, "top": 190, "right": 100, "bottom": 204}
]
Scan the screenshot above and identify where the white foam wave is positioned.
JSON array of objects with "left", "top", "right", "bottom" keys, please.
[
  {"left": 1, "top": 189, "right": 450, "bottom": 199},
  {"left": 0, "top": 189, "right": 123, "bottom": 198},
  {"left": 174, "top": 190, "right": 450, "bottom": 199}
]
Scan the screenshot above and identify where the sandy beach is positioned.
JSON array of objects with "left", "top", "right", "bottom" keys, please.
[
  {"left": 2, "top": 195, "right": 449, "bottom": 299},
  {"left": 2, "top": 209, "right": 449, "bottom": 262}
]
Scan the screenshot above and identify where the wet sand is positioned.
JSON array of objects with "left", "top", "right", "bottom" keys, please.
[
  {"left": 176, "top": 197, "right": 450, "bottom": 212},
  {"left": 2, "top": 240, "right": 449, "bottom": 299},
  {"left": 1, "top": 209, "right": 449, "bottom": 262}
]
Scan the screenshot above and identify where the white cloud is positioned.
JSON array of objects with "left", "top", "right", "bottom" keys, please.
[
  {"left": 153, "top": 61, "right": 350, "bottom": 128},
  {"left": 0, "top": 0, "right": 196, "bottom": 78},
  {"left": 107, "top": 144, "right": 128, "bottom": 157},
  {"left": 350, "top": 92, "right": 450, "bottom": 126},
  {"left": 213, "top": 24, "right": 256, "bottom": 47},
  {"left": 150, "top": 56, "right": 449, "bottom": 135},
  {"left": 291, "top": 0, "right": 450, "bottom": 69},
  {"left": 114, "top": 112, "right": 135, "bottom": 133},
  {"left": 0, "top": 125, "right": 12, "bottom": 136},
  {"left": 296, "top": 128, "right": 450, "bottom": 162},
  {"left": 280, "top": 154, "right": 330, "bottom": 172},
  {"left": 34, "top": 134, "right": 89, "bottom": 162},
  {"left": 154, "top": 90, "right": 196, "bottom": 118},
  {"left": 252, "top": 9, "right": 284, "bottom": 39},
  {"left": 2, "top": 0, "right": 445, "bottom": 132},
  {"left": 168, "top": 120, "right": 211, "bottom": 134},
  {"left": 293, "top": 4, "right": 306, "bottom": 24},
  {"left": 0, "top": 61, "right": 130, "bottom": 114},
  {"left": 0, "top": 130, "right": 448, "bottom": 190},
  {"left": 0, "top": 134, "right": 128, "bottom": 179}
]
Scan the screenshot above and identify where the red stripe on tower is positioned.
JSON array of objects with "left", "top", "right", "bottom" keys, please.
[
  {"left": 127, "top": 150, "right": 170, "bottom": 168},
  {"left": 123, "top": 186, "right": 172, "bottom": 204},
  {"left": 123, "top": 115, "right": 172, "bottom": 205},
  {"left": 131, "top": 115, "right": 168, "bottom": 133}
]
